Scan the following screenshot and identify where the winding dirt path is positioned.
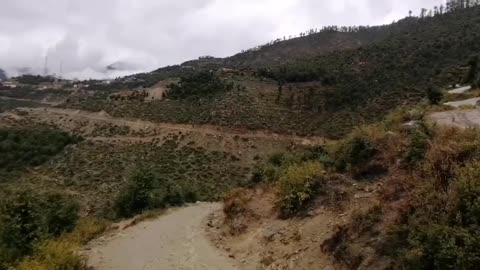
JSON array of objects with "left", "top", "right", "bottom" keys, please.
[
  {"left": 23, "top": 107, "right": 327, "bottom": 145},
  {"left": 87, "top": 203, "right": 238, "bottom": 270},
  {"left": 429, "top": 109, "right": 480, "bottom": 129}
]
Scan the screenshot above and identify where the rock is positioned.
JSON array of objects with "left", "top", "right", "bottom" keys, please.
[
  {"left": 260, "top": 255, "right": 275, "bottom": 266},
  {"left": 263, "top": 225, "right": 283, "bottom": 242},
  {"left": 228, "top": 253, "right": 235, "bottom": 258},
  {"left": 401, "top": 120, "right": 420, "bottom": 130}
]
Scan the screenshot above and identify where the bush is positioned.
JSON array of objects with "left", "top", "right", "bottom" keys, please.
[
  {"left": 0, "top": 128, "right": 81, "bottom": 180},
  {"left": 114, "top": 165, "right": 198, "bottom": 218},
  {"left": 113, "top": 168, "right": 157, "bottom": 218},
  {"left": 334, "top": 129, "right": 379, "bottom": 176},
  {"left": 423, "top": 128, "right": 480, "bottom": 188},
  {"left": 166, "top": 71, "right": 234, "bottom": 100},
  {"left": 277, "top": 161, "right": 324, "bottom": 217},
  {"left": 15, "top": 240, "right": 86, "bottom": 270},
  {"left": 426, "top": 86, "right": 443, "bottom": 105},
  {"left": 404, "top": 128, "right": 431, "bottom": 166},
  {"left": 0, "top": 190, "right": 79, "bottom": 268},
  {"left": 386, "top": 161, "right": 480, "bottom": 269},
  {"left": 14, "top": 218, "right": 108, "bottom": 270}
]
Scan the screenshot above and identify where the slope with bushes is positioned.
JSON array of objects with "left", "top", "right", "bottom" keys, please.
[
  {"left": 64, "top": 6, "right": 480, "bottom": 138},
  {"left": 0, "top": 128, "right": 81, "bottom": 182},
  {"left": 212, "top": 104, "right": 480, "bottom": 269}
]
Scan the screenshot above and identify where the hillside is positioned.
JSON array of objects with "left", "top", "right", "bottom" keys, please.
[
  {"left": 1, "top": 2, "right": 480, "bottom": 270},
  {"left": 58, "top": 5, "right": 480, "bottom": 139}
]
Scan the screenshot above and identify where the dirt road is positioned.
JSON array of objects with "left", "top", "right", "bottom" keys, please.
[
  {"left": 448, "top": 85, "right": 471, "bottom": 94},
  {"left": 87, "top": 203, "right": 238, "bottom": 270},
  {"left": 23, "top": 107, "right": 327, "bottom": 146},
  {"left": 429, "top": 109, "right": 480, "bottom": 128},
  {"left": 444, "top": 97, "right": 480, "bottom": 108},
  {"left": 0, "top": 95, "right": 60, "bottom": 106}
]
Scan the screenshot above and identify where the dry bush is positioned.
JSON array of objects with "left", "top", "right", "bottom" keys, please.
[
  {"left": 223, "top": 188, "right": 253, "bottom": 235},
  {"left": 423, "top": 128, "right": 480, "bottom": 188},
  {"left": 350, "top": 204, "right": 383, "bottom": 235},
  {"left": 14, "top": 218, "right": 108, "bottom": 270}
]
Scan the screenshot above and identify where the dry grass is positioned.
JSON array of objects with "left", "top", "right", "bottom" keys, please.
[{"left": 223, "top": 188, "right": 254, "bottom": 235}]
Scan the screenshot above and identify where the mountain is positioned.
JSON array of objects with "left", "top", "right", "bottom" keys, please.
[{"left": 78, "top": 4, "right": 480, "bottom": 138}]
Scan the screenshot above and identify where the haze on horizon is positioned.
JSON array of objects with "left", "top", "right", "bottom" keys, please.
[{"left": 0, "top": 0, "right": 445, "bottom": 79}]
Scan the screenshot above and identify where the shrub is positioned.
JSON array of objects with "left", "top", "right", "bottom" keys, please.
[
  {"left": 223, "top": 188, "right": 251, "bottom": 220},
  {"left": 113, "top": 168, "right": 157, "bottom": 218},
  {"left": 14, "top": 218, "right": 108, "bottom": 270},
  {"left": 350, "top": 204, "right": 383, "bottom": 235},
  {"left": 15, "top": 240, "right": 86, "bottom": 270},
  {"left": 166, "top": 71, "right": 234, "bottom": 100},
  {"left": 426, "top": 86, "right": 443, "bottom": 105},
  {"left": 334, "top": 129, "right": 378, "bottom": 176},
  {"left": 423, "top": 128, "right": 480, "bottom": 188},
  {"left": 385, "top": 161, "right": 480, "bottom": 269},
  {"left": 404, "top": 128, "right": 430, "bottom": 166},
  {"left": 113, "top": 165, "right": 197, "bottom": 218},
  {"left": 450, "top": 162, "right": 480, "bottom": 226},
  {"left": 0, "top": 190, "right": 79, "bottom": 268},
  {"left": 277, "top": 161, "right": 324, "bottom": 217},
  {"left": 0, "top": 128, "right": 81, "bottom": 180},
  {"left": 223, "top": 188, "right": 253, "bottom": 235}
]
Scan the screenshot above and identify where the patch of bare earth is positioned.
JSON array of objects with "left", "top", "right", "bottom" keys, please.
[
  {"left": 206, "top": 178, "right": 381, "bottom": 270},
  {"left": 429, "top": 109, "right": 480, "bottom": 129},
  {"left": 85, "top": 203, "right": 238, "bottom": 270}
]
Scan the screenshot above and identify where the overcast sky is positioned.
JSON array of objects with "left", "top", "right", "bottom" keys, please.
[{"left": 0, "top": 0, "right": 445, "bottom": 79}]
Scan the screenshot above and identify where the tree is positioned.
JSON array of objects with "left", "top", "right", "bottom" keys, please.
[
  {"left": 426, "top": 87, "right": 443, "bottom": 105},
  {"left": 420, "top": 8, "right": 427, "bottom": 18},
  {"left": 463, "top": 55, "right": 479, "bottom": 84}
]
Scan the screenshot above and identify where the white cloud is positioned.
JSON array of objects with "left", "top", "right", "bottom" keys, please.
[{"left": 0, "top": 0, "right": 445, "bottom": 79}]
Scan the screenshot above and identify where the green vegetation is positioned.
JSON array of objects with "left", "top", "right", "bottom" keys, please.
[
  {"left": 426, "top": 86, "right": 443, "bottom": 105},
  {"left": 0, "top": 128, "right": 81, "bottom": 181},
  {"left": 14, "top": 218, "right": 108, "bottom": 270},
  {"left": 333, "top": 128, "right": 379, "bottom": 177},
  {"left": 0, "top": 99, "right": 43, "bottom": 113},
  {"left": 166, "top": 71, "right": 234, "bottom": 100},
  {"left": 0, "top": 87, "right": 70, "bottom": 102},
  {"left": 386, "top": 161, "right": 480, "bottom": 269},
  {"left": 314, "top": 116, "right": 480, "bottom": 269},
  {"left": 114, "top": 165, "right": 197, "bottom": 218},
  {"left": 0, "top": 189, "right": 80, "bottom": 269},
  {"left": 15, "top": 75, "right": 54, "bottom": 85},
  {"left": 27, "top": 136, "right": 249, "bottom": 216},
  {"left": 277, "top": 161, "right": 324, "bottom": 217}
]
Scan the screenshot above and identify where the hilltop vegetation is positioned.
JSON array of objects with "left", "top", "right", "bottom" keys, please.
[
  {"left": 166, "top": 71, "right": 234, "bottom": 100},
  {"left": 260, "top": 5, "right": 480, "bottom": 127},
  {"left": 63, "top": 5, "right": 480, "bottom": 138}
]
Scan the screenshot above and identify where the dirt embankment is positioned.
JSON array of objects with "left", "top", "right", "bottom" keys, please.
[
  {"left": 206, "top": 182, "right": 381, "bottom": 270},
  {"left": 86, "top": 203, "right": 238, "bottom": 270}
]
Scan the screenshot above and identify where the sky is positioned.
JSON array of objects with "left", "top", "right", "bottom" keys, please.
[{"left": 0, "top": 0, "right": 445, "bottom": 79}]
